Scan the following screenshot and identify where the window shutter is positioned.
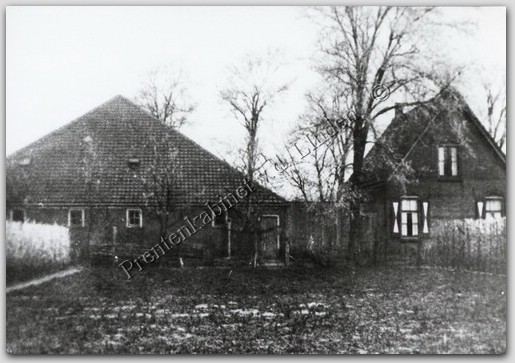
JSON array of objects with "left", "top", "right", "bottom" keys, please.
[
  {"left": 422, "top": 202, "right": 429, "bottom": 234},
  {"left": 477, "top": 201, "right": 484, "bottom": 219},
  {"left": 392, "top": 202, "right": 399, "bottom": 234}
]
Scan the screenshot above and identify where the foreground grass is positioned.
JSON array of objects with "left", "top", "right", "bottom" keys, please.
[{"left": 6, "top": 264, "right": 506, "bottom": 354}]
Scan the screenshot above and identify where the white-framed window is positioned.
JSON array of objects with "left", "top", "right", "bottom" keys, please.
[
  {"left": 484, "top": 197, "right": 503, "bottom": 220},
  {"left": 400, "top": 198, "right": 419, "bottom": 237},
  {"left": 127, "top": 208, "right": 143, "bottom": 228},
  {"left": 68, "top": 208, "right": 85, "bottom": 227},
  {"left": 438, "top": 145, "right": 459, "bottom": 177},
  {"left": 10, "top": 209, "right": 26, "bottom": 222}
]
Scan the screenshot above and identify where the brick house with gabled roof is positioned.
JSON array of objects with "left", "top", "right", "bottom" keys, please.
[
  {"left": 6, "top": 96, "right": 289, "bottom": 264},
  {"left": 359, "top": 87, "right": 506, "bottom": 257}
]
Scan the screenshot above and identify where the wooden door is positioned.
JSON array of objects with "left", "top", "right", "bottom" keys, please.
[{"left": 260, "top": 215, "right": 280, "bottom": 260}]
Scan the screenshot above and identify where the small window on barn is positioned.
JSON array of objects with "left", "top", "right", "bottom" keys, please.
[
  {"left": 438, "top": 145, "right": 459, "bottom": 178},
  {"left": 127, "top": 209, "right": 143, "bottom": 228},
  {"left": 484, "top": 197, "right": 503, "bottom": 220},
  {"left": 68, "top": 208, "right": 85, "bottom": 227},
  {"left": 211, "top": 213, "right": 226, "bottom": 228},
  {"left": 11, "top": 209, "right": 26, "bottom": 222}
]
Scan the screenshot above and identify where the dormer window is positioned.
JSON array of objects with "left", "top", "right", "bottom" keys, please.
[
  {"left": 438, "top": 145, "right": 459, "bottom": 178},
  {"left": 128, "top": 158, "right": 140, "bottom": 168}
]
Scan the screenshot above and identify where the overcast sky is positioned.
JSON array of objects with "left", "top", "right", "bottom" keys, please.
[{"left": 6, "top": 6, "right": 506, "bottom": 168}]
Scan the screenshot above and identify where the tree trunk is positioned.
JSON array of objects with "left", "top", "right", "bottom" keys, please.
[
  {"left": 160, "top": 214, "right": 169, "bottom": 241},
  {"left": 347, "top": 119, "right": 368, "bottom": 263},
  {"left": 348, "top": 200, "right": 361, "bottom": 263}
]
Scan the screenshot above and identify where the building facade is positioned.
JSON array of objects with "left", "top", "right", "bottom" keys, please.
[{"left": 360, "top": 88, "right": 506, "bottom": 256}]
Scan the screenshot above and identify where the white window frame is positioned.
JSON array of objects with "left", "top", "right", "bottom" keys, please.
[
  {"left": 484, "top": 197, "right": 503, "bottom": 220},
  {"left": 126, "top": 208, "right": 143, "bottom": 228},
  {"left": 261, "top": 214, "right": 281, "bottom": 249},
  {"left": 10, "top": 208, "right": 26, "bottom": 222},
  {"left": 68, "top": 208, "right": 85, "bottom": 227},
  {"left": 400, "top": 197, "right": 419, "bottom": 238}
]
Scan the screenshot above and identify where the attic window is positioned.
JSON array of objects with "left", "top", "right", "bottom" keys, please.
[
  {"left": 18, "top": 158, "right": 31, "bottom": 166},
  {"left": 438, "top": 145, "right": 459, "bottom": 178}
]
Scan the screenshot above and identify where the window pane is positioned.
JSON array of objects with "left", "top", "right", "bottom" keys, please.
[
  {"left": 401, "top": 200, "right": 410, "bottom": 210},
  {"left": 451, "top": 147, "right": 458, "bottom": 176},
  {"left": 401, "top": 224, "right": 407, "bottom": 236},
  {"left": 409, "top": 200, "right": 418, "bottom": 211},
  {"left": 486, "top": 200, "right": 502, "bottom": 212},
  {"left": 438, "top": 147, "right": 445, "bottom": 176},
  {"left": 412, "top": 212, "right": 418, "bottom": 224},
  {"left": 412, "top": 224, "right": 419, "bottom": 236},
  {"left": 401, "top": 212, "right": 407, "bottom": 224},
  {"left": 128, "top": 210, "right": 141, "bottom": 226}
]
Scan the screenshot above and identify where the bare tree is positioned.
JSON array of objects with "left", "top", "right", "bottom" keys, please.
[
  {"left": 307, "top": 6, "right": 461, "bottom": 262},
  {"left": 136, "top": 67, "right": 195, "bottom": 129},
  {"left": 220, "top": 51, "right": 289, "bottom": 184},
  {"left": 282, "top": 87, "right": 353, "bottom": 204},
  {"left": 482, "top": 81, "right": 506, "bottom": 150},
  {"left": 140, "top": 133, "right": 182, "bottom": 242},
  {"left": 220, "top": 51, "right": 289, "bottom": 266}
]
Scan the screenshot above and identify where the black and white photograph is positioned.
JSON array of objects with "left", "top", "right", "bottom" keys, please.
[{"left": 4, "top": 4, "right": 507, "bottom": 354}]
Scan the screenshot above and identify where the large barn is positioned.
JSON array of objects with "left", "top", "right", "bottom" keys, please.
[{"left": 6, "top": 96, "right": 289, "bottom": 266}]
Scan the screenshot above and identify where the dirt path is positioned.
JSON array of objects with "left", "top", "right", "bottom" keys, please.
[{"left": 6, "top": 267, "right": 83, "bottom": 294}]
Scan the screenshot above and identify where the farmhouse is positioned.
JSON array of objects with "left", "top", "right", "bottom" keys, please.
[
  {"left": 359, "top": 87, "right": 506, "bottom": 257},
  {"left": 6, "top": 96, "right": 289, "bottom": 265}
]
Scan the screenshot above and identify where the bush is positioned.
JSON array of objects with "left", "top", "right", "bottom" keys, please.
[{"left": 6, "top": 220, "right": 71, "bottom": 284}]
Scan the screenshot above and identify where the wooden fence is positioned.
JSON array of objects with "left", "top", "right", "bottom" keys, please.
[
  {"left": 420, "top": 218, "right": 506, "bottom": 274},
  {"left": 286, "top": 202, "right": 349, "bottom": 263}
]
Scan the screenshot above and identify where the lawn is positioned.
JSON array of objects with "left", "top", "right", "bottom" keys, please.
[{"left": 6, "top": 264, "right": 506, "bottom": 354}]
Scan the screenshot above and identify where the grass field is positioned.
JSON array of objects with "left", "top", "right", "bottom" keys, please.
[{"left": 6, "top": 264, "right": 506, "bottom": 354}]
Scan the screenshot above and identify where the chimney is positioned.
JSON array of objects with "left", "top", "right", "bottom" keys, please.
[{"left": 394, "top": 103, "right": 404, "bottom": 118}]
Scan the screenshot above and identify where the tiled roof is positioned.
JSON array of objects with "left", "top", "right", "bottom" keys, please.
[{"left": 7, "top": 96, "right": 287, "bottom": 207}]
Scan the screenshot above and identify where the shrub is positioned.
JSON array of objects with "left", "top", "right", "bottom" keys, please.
[{"left": 6, "top": 220, "right": 71, "bottom": 284}]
